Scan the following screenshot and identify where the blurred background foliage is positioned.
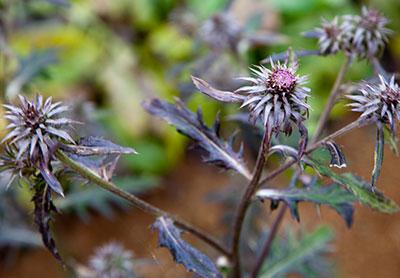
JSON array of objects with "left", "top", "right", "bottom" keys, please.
[{"left": 1, "top": 0, "right": 400, "bottom": 272}]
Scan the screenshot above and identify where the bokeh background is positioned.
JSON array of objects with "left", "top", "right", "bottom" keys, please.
[{"left": 1, "top": 0, "right": 400, "bottom": 277}]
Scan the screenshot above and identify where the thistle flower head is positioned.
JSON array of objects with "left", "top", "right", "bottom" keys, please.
[
  {"left": 199, "top": 13, "right": 242, "bottom": 51},
  {"left": 347, "top": 75, "right": 400, "bottom": 132},
  {"left": 314, "top": 17, "right": 343, "bottom": 55},
  {"left": 2, "top": 95, "right": 76, "bottom": 164},
  {"left": 236, "top": 59, "right": 310, "bottom": 135},
  {"left": 342, "top": 7, "right": 391, "bottom": 58},
  {"left": 89, "top": 242, "right": 135, "bottom": 278}
]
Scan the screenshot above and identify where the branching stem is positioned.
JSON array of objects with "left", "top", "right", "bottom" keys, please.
[
  {"left": 231, "top": 130, "right": 271, "bottom": 277},
  {"left": 312, "top": 56, "right": 352, "bottom": 143},
  {"left": 55, "top": 150, "right": 230, "bottom": 256}
]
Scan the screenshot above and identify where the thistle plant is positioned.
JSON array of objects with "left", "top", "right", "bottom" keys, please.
[
  {"left": 2, "top": 95, "right": 76, "bottom": 196},
  {"left": 1, "top": 5, "right": 400, "bottom": 278}
]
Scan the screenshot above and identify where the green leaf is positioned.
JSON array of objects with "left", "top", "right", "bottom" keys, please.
[
  {"left": 308, "top": 159, "right": 399, "bottom": 214},
  {"left": 372, "top": 124, "right": 384, "bottom": 186},
  {"left": 260, "top": 226, "right": 333, "bottom": 278},
  {"left": 256, "top": 181, "right": 356, "bottom": 227}
]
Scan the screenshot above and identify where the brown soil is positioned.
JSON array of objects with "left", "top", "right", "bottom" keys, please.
[{"left": 1, "top": 119, "right": 400, "bottom": 278}]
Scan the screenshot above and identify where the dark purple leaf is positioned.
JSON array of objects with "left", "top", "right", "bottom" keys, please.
[
  {"left": 323, "top": 141, "right": 347, "bottom": 169},
  {"left": 142, "top": 98, "right": 251, "bottom": 180},
  {"left": 191, "top": 76, "right": 245, "bottom": 103},
  {"left": 39, "top": 162, "right": 64, "bottom": 197},
  {"left": 152, "top": 217, "right": 222, "bottom": 278},
  {"left": 62, "top": 136, "right": 136, "bottom": 156},
  {"left": 257, "top": 181, "right": 356, "bottom": 227},
  {"left": 32, "top": 186, "right": 64, "bottom": 266}
]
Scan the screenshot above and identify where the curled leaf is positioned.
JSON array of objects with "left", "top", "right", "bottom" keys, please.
[
  {"left": 191, "top": 76, "right": 245, "bottom": 103},
  {"left": 39, "top": 161, "right": 64, "bottom": 197},
  {"left": 33, "top": 185, "right": 64, "bottom": 266},
  {"left": 152, "top": 217, "right": 222, "bottom": 278},
  {"left": 323, "top": 141, "right": 347, "bottom": 168},
  {"left": 62, "top": 136, "right": 136, "bottom": 156},
  {"left": 143, "top": 98, "right": 251, "bottom": 180},
  {"left": 371, "top": 124, "right": 384, "bottom": 186}
]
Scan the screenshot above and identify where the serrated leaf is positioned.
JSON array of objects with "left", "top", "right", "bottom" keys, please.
[
  {"left": 323, "top": 141, "right": 347, "bottom": 168},
  {"left": 371, "top": 125, "right": 384, "bottom": 186},
  {"left": 257, "top": 183, "right": 355, "bottom": 227},
  {"left": 191, "top": 76, "right": 245, "bottom": 103},
  {"left": 63, "top": 136, "right": 136, "bottom": 156},
  {"left": 308, "top": 159, "right": 399, "bottom": 213},
  {"left": 152, "top": 217, "right": 222, "bottom": 278},
  {"left": 32, "top": 186, "right": 64, "bottom": 266},
  {"left": 260, "top": 226, "right": 333, "bottom": 278},
  {"left": 143, "top": 98, "right": 251, "bottom": 179}
]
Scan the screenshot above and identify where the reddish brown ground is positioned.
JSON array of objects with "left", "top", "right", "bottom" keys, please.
[{"left": 1, "top": 118, "right": 400, "bottom": 278}]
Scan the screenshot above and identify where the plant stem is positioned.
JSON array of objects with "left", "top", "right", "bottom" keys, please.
[
  {"left": 250, "top": 205, "right": 287, "bottom": 278},
  {"left": 258, "top": 117, "right": 371, "bottom": 187},
  {"left": 231, "top": 130, "right": 271, "bottom": 277},
  {"left": 55, "top": 150, "right": 230, "bottom": 256},
  {"left": 312, "top": 56, "right": 352, "bottom": 143},
  {"left": 250, "top": 169, "right": 301, "bottom": 277}
]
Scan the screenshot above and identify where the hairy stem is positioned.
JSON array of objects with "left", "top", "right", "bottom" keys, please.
[
  {"left": 250, "top": 205, "right": 287, "bottom": 278},
  {"left": 312, "top": 57, "right": 352, "bottom": 143},
  {"left": 231, "top": 130, "right": 271, "bottom": 277},
  {"left": 55, "top": 150, "right": 230, "bottom": 256}
]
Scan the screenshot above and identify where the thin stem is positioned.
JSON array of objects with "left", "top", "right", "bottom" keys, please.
[
  {"left": 250, "top": 169, "right": 301, "bottom": 277},
  {"left": 250, "top": 205, "right": 287, "bottom": 278},
  {"left": 231, "top": 130, "right": 271, "bottom": 277},
  {"left": 258, "top": 117, "right": 371, "bottom": 187},
  {"left": 312, "top": 56, "right": 352, "bottom": 143},
  {"left": 55, "top": 150, "right": 230, "bottom": 256}
]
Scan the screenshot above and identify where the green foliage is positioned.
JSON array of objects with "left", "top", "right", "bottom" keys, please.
[
  {"left": 308, "top": 159, "right": 399, "bottom": 213},
  {"left": 257, "top": 181, "right": 356, "bottom": 227},
  {"left": 259, "top": 225, "right": 334, "bottom": 278}
]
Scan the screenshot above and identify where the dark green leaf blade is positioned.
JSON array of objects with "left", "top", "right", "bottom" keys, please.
[
  {"left": 308, "top": 159, "right": 399, "bottom": 213},
  {"left": 152, "top": 217, "right": 222, "bottom": 278},
  {"left": 142, "top": 98, "right": 251, "bottom": 179},
  {"left": 256, "top": 183, "right": 356, "bottom": 227}
]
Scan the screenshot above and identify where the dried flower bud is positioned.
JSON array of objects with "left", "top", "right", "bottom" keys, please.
[
  {"left": 236, "top": 59, "right": 310, "bottom": 135},
  {"left": 199, "top": 13, "right": 242, "bottom": 51},
  {"left": 313, "top": 17, "right": 343, "bottom": 55},
  {"left": 347, "top": 75, "right": 400, "bottom": 132},
  {"left": 342, "top": 7, "right": 391, "bottom": 58},
  {"left": 2, "top": 95, "right": 76, "bottom": 164},
  {"left": 1, "top": 95, "right": 78, "bottom": 196},
  {"left": 89, "top": 242, "right": 135, "bottom": 278}
]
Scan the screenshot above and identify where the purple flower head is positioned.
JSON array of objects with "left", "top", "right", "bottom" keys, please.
[
  {"left": 347, "top": 75, "right": 400, "bottom": 133},
  {"left": 236, "top": 59, "right": 310, "bottom": 135},
  {"left": 342, "top": 7, "right": 392, "bottom": 58}
]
